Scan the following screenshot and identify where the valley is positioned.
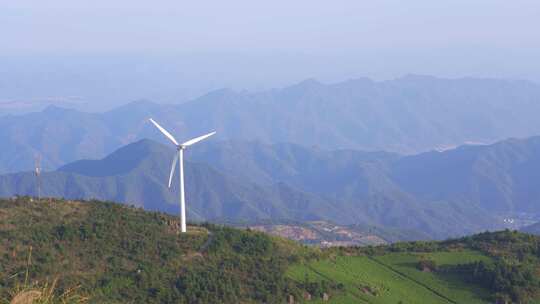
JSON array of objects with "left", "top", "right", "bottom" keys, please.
[{"left": 247, "top": 221, "right": 387, "bottom": 247}]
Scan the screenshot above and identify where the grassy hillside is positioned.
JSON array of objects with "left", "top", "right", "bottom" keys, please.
[
  {"left": 0, "top": 197, "right": 314, "bottom": 303},
  {"left": 2, "top": 197, "right": 540, "bottom": 303},
  {"left": 289, "top": 231, "right": 540, "bottom": 303},
  {"left": 289, "top": 253, "right": 492, "bottom": 303}
]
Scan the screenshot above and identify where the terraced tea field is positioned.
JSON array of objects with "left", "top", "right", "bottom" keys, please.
[{"left": 287, "top": 250, "right": 493, "bottom": 304}]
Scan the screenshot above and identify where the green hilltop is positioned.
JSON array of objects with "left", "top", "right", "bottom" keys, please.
[
  {"left": 1, "top": 197, "right": 540, "bottom": 303},
  {"left": 0, "top": 197, "right": 313, "bottom": 303}
]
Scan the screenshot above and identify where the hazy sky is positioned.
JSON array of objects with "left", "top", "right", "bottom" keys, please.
[
  {"left": 3, "top": 0, "right": 540, "bottom": 53},
  {"left": 1, "top": 0, "right": 540, "bottom": 108}
]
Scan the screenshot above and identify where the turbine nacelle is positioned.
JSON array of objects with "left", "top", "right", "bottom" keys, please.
[{"left": 149, "top": 118, "right": 216, "bottom": 149}]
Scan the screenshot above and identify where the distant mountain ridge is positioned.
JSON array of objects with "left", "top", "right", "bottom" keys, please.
[
  {"left": 521, "top": 221, "right": 540, "bottom": 235},
  {"left": 189, "top": 136, "right": 540, "bottom": 215},
  {"left": 4, "top": 135, "right": 540, "bottom": 239},
  {"left": 0, "top": 140, "right": 350, "bottom": 224},
  {"left": 2, "top": 76, "right": 540, "bottom": 173}
]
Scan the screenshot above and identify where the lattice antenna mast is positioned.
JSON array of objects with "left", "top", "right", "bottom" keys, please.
[{"left": 34, "top": 154, "right": 41, "bottom": 202}]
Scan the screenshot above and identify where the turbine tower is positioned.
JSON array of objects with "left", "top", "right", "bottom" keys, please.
[
  {"left": 149, "top": 118, "right": 216, "bottom": 233},
  {"left": 34, "top": 154, "right": 42, "bottom": 202}
]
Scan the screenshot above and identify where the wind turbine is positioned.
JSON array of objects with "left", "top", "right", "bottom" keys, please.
[
  {"left": 149, "top": 118, "right": 216, "bottom": 233},
  {"left": 34, "top": 154, "right": 42, "bottom": 202}
]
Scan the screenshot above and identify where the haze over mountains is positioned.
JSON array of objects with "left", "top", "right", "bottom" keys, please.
[
  {"left": 4, "top": 135, "right": 540, "bottom": 239},
  {"left": 521, "top": 222, "right": 540, "bottom": 235},
  {"left": 2, "top": 76, "right": 540, "bottom": 174},
  {"left": 0, "top": 140, "right": 350, "bottom": 223},
  {"left": 2, "top": 76, "right": 540, "bottom": 240}
]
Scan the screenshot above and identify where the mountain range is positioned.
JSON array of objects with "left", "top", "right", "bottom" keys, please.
[
  {"left": 0, "top": 140, "right": 342, "bottom": 223},
  {"left": 521, "top": 222, "right": 540, "bottom": 235},
  {"left": 4, "top": 135, "right": 540, "bottom": 239},
  {"left": 2, "top": 76, "right": 540, "bottom": 174}
]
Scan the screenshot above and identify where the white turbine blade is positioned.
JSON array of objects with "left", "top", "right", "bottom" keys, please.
[
  {"left": 181, "top": 131, "right": 216, "bottom": 147},
  {"left": 149, "top": 118, "right": 179, "bottom": 146},
  {"left": 168, "top": 152, "right": 179, "bottom": 188}
]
